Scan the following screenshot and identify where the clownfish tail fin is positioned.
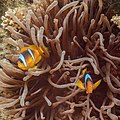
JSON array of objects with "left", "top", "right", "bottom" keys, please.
[
  {"left": 77, "top": 79, "right": 85, "bottom": 90},
  {"left": 93, "top": 79, "right": 101, "bottom": 90}
]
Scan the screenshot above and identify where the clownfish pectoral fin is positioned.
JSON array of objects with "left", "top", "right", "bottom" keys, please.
[
  {"left": 93, "top": 79, "right": 101, "bottom": 90},
  {"left": 81, "top": 68, "right": 87, "bottom": 76},
  {"left": 77, "top": 79, "right": 85, "bottom": 90}
]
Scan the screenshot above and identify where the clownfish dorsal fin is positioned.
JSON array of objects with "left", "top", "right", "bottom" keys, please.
[
  {"left": 18, "top": 54, "right": 27, "bottom": 67},
  {"left": 77, "top": 79, "right": 85, "bottom": 90},
  {"left": 93, "top": 79, "right": 102, "bottom": 90}
]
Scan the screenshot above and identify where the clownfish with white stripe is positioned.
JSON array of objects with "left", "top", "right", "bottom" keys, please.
[
  {"left": 77, "top": 68, "right": 101, "bottom": 94},
  {"left": 18, "top": 45, "right": 46, "bottom": 70}
]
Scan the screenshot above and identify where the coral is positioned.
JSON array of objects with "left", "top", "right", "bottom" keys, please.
[
  {"left": 111, "top": 15, "right": 120, "bottom": 29},
  {"left": 0, "top": 0, "right": 120, "bottom": 120},
  {"left": 1, "top": 7, "right": 27, "bottom": 33},
  {"left": 0, "top": 0, "right": 29, "bottom": 21},
  {"left": 0, "top": 28, "right": 12, "bottom": 60}
]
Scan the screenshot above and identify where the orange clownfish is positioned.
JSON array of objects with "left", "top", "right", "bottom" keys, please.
[
  {"left": 77, "top": 72, "right": 101, "bottom": 94},
  {"left": 18, "top": 45, "right": 45, "bottom": 70}
]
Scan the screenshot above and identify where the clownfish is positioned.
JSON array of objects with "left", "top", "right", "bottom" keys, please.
[
  {"left": 18, "top": 45, "right": 46, "bottom": 70},
  {"left": 77, "top": 69, "right": 101, "bottom": 94}
]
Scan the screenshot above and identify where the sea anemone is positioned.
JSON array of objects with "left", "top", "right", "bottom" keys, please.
[{"left": 0, "top": 0, "right": 120, "bottom": 120}]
